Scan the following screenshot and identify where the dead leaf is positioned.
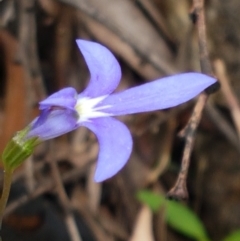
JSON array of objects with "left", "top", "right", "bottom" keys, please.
[{"left": 129, "top": 205, "right": 154, "bottom": 241}]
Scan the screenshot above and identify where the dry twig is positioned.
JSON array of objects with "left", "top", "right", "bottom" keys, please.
[
  {"left": 59, "top": 0, "right": 176, "bottom": 79},
  {"left": 18, "top": 0, "right": 44, "bottom": 193},
  {"left": 214, "top": 59, "right": 240, "bottom": 140},
  {"left": 146, "top": 119, "right": 176, "bottom": 185},
  {"left": 4, "top": 160, "right": 94, "bottom": 216},
  {"left": 48, "top": 142, "right": 83, "bottom": 241},
  {"left": 167, "top": 0, "right": 215, "bottom": 199},
  {"left": 205, "top": 102, "right": 240, "bottom": 152}
]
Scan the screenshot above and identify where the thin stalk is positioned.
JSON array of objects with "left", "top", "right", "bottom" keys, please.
[{"left": 0, "top": 168, "right": 13, "bottom": 227}]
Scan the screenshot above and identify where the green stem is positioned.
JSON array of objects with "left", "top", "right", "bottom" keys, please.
[{"left": 0, "top": 168, "right": 13, "bottom": 227}]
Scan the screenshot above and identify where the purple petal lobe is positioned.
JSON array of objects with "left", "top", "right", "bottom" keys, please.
[
  {"left": 81, "top": 117, "right": 133, "bottom": 182},
  {"left": 39, "top": 87, "right": 78, "bottom": 110},
  {"left": 27, "top": 109, "right": 78, "bottom": 141},
  {"left": 76, "top": 40, "right": 121, "bottom": 98},
  {"left": 98, "top": 73, "right": 216, "bottom": 115}
]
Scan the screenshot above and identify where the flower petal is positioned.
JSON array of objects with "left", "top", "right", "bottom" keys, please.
[
  {"left": 27, "top": 109, "right": 78, "bottom": 141},
  {"left": 39, "top": 87, "right": 78, "bottom": 110},
  {"left": 76, "top": 40, "right": 121, "bottom": 98},
  {"left": 81, "top": 117, "right": 133, "bottom": 182},
  {"left": 98, "top": 73, "right": 216, "bottom": 115}
]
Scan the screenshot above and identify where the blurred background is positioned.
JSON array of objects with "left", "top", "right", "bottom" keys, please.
[{"left": 1, "top": 0, "right": 240, "bottom": 240}]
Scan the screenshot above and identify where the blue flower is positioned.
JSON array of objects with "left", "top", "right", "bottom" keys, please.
[{"left": 24, "top": 40, "right": 216, "bottom": 182}]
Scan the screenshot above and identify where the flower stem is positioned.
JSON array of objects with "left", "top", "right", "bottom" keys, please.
[{"left": 0, "top": 168, "right": 13, "bottom": 227}]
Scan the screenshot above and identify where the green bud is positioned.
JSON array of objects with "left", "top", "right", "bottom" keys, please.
[{"left": 2, "top": 128, "right": 39, "bottom": 171}]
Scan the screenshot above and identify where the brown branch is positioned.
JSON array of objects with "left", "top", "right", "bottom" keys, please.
[
  {"left": 214, "top": 59, "right": 240, "bottom": 141},
  {"left": 18, "top": 0, "right": 46, "bottom": 101},
  {"left": 48, "top": 142, "right": 83, "bottom": 241},
  {"left": 146, "top": 119, "right": 176, "bottom": 185},
  {"left": 167, "top": 0, "right": 214, "bottom": 199},
  {"left": 59, "top": 0, "right": 176, "bottom": 78},
  {"left": 193, "top": 0, "right": 212, "bottom": 75},
  {"left": 206, "top": 102, "right": 240, "bottom": 152},
  {"left": 4, "top": 160, "right": 94, "bottom": 217},
  {"left": 18, "top": 0, "right": 46, "bottom": 193}
]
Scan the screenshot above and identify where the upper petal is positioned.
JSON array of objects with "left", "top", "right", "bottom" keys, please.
[
  {"left": 39, "top": 87, "right": 78, "bottom": 110},
  {"left": 97, "top": 73, "right": 217, "bottom": 116},
  {"left": 76, "top": 40, "right": 121, "bottom": 98},
  {"left": 27, "top": 108, "right": 78, "bottom": 141},
  {"left": 81, "top": 117, "right": 133, "bottom": 182}
]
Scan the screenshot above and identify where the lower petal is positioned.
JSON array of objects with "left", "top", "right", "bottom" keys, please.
[
  {"left": 81, "top": 117, "right": 133, "bottom": 182},
  {"left": 27, "top": 109, "right": 78, "bottom": 141}
]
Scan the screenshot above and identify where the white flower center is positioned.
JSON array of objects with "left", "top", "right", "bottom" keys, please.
[{"left": 75, "top": 95, "right": 111, "bottom": 122}]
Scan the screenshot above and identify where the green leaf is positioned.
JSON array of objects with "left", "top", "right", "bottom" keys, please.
[
  {"left": 137, "top": 190, "right": 165, "bottom": 212},
  {"left": 166, "top": 199, "right": 209, "bottom": 241},
  {"left": 137, "top": 190, "right": 210, "bottom": 241},
  {"left": 222, "top": 230, "right": 240, "bottom": 241}
]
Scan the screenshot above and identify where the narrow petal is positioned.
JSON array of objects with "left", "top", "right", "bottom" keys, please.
[
  {"left": 27, "top": 109, "right": 78, "bottom": 141},
  {"left": 81, "top": 117, "right": 133, "bottom": 182},
  {"left": 98, "top": 73, "right": 217, "bottom": 116},
  {"left": 76, "top": 40, "right": 121, "bottom": 98},
  {"left": 39, "top": 87, "right": 78, "bottom": 110}
]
